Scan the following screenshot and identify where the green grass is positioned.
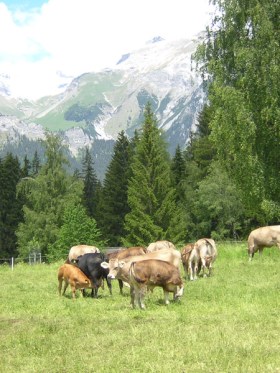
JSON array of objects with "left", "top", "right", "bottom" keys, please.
[{"left": 1, "top": 243, "right": 280, "bottom": 373}]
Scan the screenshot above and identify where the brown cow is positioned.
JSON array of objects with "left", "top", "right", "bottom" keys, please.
[
  {"left": 58, "top": 263, "right": 92, "bottom": 299},
  {"left": 248, "top": 225, "right": 280, "bottom": 260},
  {"left": 129, "top": 259, "right": 184, "bottom": 309},
  {"left": 101, "top": 248, "right": 182, "bottom": 285},
  {"left": 181, "top": 243, "right": 195, "bottom": 279},
  {"left": 66, "top": 245, "right": 100, "bottom": 263},
  {"left": 146, "top": 240, "right": 176, "bottom": 252}
]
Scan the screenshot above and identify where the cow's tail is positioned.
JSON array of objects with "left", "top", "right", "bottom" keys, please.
[{"left": 129, "top": 261, "right": 145, "bottom": 284}]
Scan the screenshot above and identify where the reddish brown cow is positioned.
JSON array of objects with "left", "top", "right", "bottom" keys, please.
[
  {"left": 181, "top": 243, "right": 195, "bottom": 279},
  {"left": 58, "top": 263, "right": 92, "bottom": 299},
  {"left": 129, "top": 259, "right": 184, "bottom": 309}
]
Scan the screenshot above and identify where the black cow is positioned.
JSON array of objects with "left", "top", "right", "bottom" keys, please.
[{"left": 75, "top": 253, "right": 112, "bottom": 298}]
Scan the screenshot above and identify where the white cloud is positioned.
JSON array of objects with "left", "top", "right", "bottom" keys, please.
[{"left": 0, "top": 0, "right": 213, "bottom": 99}]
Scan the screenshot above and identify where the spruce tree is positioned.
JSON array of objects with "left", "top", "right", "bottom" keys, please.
[
  {"left": 0, "top": 153, "right": 23, "bottom": 257},
  {"left": 81, "top": 147, "right": 99, "bottom": 219},
  {"left": 99, "top": 131, "right": 131, "bottom": 246},
  {"left": 123, "top": 103, "right": 177, "bottom": 246}
]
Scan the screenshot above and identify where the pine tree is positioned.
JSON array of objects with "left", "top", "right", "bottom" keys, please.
[
  {"left": 81, "top": 147, "right": 99, "bottom": 219},
  {"left": 31, "top": 150, "right": 40, "bottom": 176},
  {"left": 0, "top": 153, "right": 23, "bottom": 257},
  {"left": 99, "top": 131, "right": 131, "bottom": 246},
  {"left": 123, "top": 103, "right": 177, "bottom": 246}
]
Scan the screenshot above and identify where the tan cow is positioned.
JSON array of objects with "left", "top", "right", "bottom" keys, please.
[
  {"left": 181, "top": 243, "right": 195, "bottom": 279},
  {"left": 188, "top": 238, "right": 217, "bottom": 280},
  {"left": 58, "top": 264, "right": 92, "bottom": 299},
  {"left": 248, "top": 225, "right": 280, "bottom": 260},
  {"left": 106, "top": 246, "right": 147, "bottom": 294},
  {"left": 66, "top": 245, "right": 100, "bottom": 263},
  {"left": 129, "top": 259, "right": 184, "bottom": 309},
  {"left": 146, "top": 240, "right": 176, "bottom": 252},
  {"left": 101, "top": 248, "right": 182, "bottom": 284}
]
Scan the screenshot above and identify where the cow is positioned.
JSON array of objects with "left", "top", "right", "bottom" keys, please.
[
  {"left": 58, "top": 263, "right": 92, "bottom": 299},
  {"left": 101, "top": 248, "right": 181, "bottom": 285},
  {"left": 146, "top": 240, "right": 176, "bottom": 252},
  {"left": 248, "top": 225, "right": 280, "bottom": 260},
  {"left": 129, "top": 259, "right": 184, "bottom": 309},
  {"left": 181, "top": 243, "right": 195, "bottom": 279},
  {"left": 66, "top": 245, "right": 100, "bottom": 263},
  {"left": 105, "top": 246, "right": 147, "bottom": 294},
  {"left": 188, "top": 238, "right": 217, "bottom": 280},
  {"left": 76, "top": 253, "right": 112, "bottom": 298}
]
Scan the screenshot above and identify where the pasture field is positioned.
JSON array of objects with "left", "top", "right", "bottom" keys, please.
[{"left": 0, "top": 242, "right": 280, "bottom": 373}]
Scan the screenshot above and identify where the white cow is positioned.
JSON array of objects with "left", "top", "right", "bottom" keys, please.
[
  {"left": 188, "top": 238, "right": 217, "bottom": 280},
  {"left": 248, "top": 225, "right": 280, "bottom": 260},
  {"left": 146, "top": 240, "right": 176, "bottom": 252}
]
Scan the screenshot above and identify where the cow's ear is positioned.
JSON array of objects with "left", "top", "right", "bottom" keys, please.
[
  {"left": 119, "top": 261, "right": 125, "bottom": 268},
  {"left": 101, "top": 262, "right": 109, "bottom": 269}
]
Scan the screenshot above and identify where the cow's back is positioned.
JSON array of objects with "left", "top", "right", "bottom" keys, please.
[
  {"left": 147, "top": 240, "right": 176, "bottom": 252},
  {"left": 67, "top": 245, "right": 100, "bottom": 263},
  {"left": 130, "top": 259, "right": 182, "bottom": 286}
]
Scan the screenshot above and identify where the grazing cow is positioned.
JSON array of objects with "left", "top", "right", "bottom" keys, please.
[
  {"left": 146, "top": 240, "right": 176, "bottom": 252},
  {"left": 248, "top": 225, "right": 280, "bottom": 260},
  {"left": 76, "top": 253, "right": 112, "bottom": 297},
  {"left": 66, "top": 245, "right": 100, "bottom": 263},
  {"left": 101, "top": 249, "right": 181, "bottom": 285},
  {"left": 105, "top": 246, "right": 147, "bottom": 294},
  {"left": 58, "top": 263, "right": 92, "bottom": 299},
  {"left": 189, "top": 238, "right": 217, "bottom": 280},
  {"left": 129, "top": 259, "right": 184, "bottom": 309},
  {"left": 181, "top": 243, "right": 195, "bottom": 279}
]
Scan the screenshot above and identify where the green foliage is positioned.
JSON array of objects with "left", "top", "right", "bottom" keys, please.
[
  {"left": 195, "top": 162, "right": 245, "bottom": 240},
  {"left": 194, "top": 0, "right": 280, "bottom": 223},
  {"left": 64, "top": 103, "right": 103, "bottom": 123},
  {"left": 123, "top": 103, "right": 178, "bottom": 246},
  {"left": 16, "top": 133, "right": 83, "bottom": 258},
  {"left": 47, "top": 204, "right": 104, "bottom": 261}
]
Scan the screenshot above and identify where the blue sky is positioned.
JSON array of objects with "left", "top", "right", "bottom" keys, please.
[
  {"left": 0, "top": 0, "right": 214, "bottom": 99},
  {"left": 2, "top": 0, "right": 47, "bottom": 11}
]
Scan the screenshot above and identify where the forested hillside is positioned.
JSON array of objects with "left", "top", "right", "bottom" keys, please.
[{"left": 0, "top": 0, "right": 279, "bottom": 259}]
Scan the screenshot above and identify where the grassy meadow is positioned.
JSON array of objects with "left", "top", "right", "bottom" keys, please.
[{"left": 0, "top": 242, "right": 280, "bottom": 373}]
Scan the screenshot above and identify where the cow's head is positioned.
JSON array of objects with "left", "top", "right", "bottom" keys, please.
[{"left": 101, "top": 259, "right": 126, "bottom": 279}]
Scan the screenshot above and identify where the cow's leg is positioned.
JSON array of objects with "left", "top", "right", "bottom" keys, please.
[
  {"left": 62, "top": 280, "right": 68, "bottom": 295},
  {"left": 189, "top": 262, "right": 194, "bottom": 281},
  {"left": 164, "top": 290, "right": 170, "bottom": 305},
  {"left": 201, "top": 258, "right": 207, "bottom": 277},
  {"left": 194, "top": 262, "right": 199, "bottom": 280},
  {"left": 58, "top": 279, "right": 63, "bottom": 296},
  {"left": 183, "top": 263, "right": 188, "bottom": 279},
  {"left": 118, "top": 279, "right": 124, "bottom": 295},
  {"left": 105, "top": 276, "right": 112, "bottom": 295},
  {"left": 138, "top": 285, "right": 146, "bottom": 309},
  {"left": 70, "top": 285, "right": 77, "bottom": 299},
  {"left": 130, "top": 286, "right": 137, "bottom": 308}
]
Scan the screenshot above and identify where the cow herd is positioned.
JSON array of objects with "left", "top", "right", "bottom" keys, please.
[
  {"left": 57, "top": 239, "right": 217, "bottom": 309},
  {"left": 57, "top": 225, "right": 280, "bottom": 309}
]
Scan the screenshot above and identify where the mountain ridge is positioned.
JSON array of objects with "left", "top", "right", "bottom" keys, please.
[{"left": 0, "top": 34, "right": 206, "bottom": 179}]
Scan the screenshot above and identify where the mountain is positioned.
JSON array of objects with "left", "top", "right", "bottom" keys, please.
[{"left": 0, "top": 34, "right": 206, "bottom": 180}]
